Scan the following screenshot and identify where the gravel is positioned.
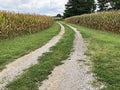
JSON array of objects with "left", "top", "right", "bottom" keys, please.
[
  {"left": 39, "top": 24, "right": 98, "bottom": 90},
  {"left": 0, "top": 22, "right": 65, "bottom": 90}
]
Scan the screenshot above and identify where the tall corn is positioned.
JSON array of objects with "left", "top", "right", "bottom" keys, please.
[
  {"left": 0, "top": 11, "right": 53, "bottom": 39},
  {"left": 65, "top": 11, "right": 120, "bottom": 33}
]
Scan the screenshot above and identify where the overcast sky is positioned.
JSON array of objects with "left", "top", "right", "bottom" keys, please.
[{"left": 0, "top": 0, "right": 68, "bottom": 16}]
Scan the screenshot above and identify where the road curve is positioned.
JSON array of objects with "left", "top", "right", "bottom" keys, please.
[
  {"left": 0, "top": 22, "right": 65, "bottom": 90},
  {"left": 39, "top": 23, "right": 98, "bottom": 90}
]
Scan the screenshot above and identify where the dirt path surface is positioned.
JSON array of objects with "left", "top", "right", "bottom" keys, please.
[
  {"left": 39, "top": 24, "right": 98, "bottom": 90},
  {"left": 0, "top": 22, "right": 65, "bottom": 90}
]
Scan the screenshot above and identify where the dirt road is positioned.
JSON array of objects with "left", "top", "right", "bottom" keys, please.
[
  {"left": 0, "top": 22, "right": 65, "bottom": 90},
  {"left": 39, "top": 24, "right": 97, "bottom": 90}
]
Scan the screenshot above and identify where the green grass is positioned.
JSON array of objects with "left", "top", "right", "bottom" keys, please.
[
  {"left": 6, "top": 24, "right": 75, "bottom": 90},
  {"left": 0, "top": 23, "right": 60, "bottom": 71},
  {"left": 70, "top": 24, "right": 120, "bottom": 90}
]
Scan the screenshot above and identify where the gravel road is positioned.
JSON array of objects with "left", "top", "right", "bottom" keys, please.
[
  {"left": 0, "top": 22, "right": 65, "bottom": 90},
  {"left": 39, "top": 24, "right": 98, "bottom": 90}
]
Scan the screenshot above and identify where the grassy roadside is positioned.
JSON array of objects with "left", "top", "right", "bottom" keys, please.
[
  {"left": 0, "top": 23, "right": 60, "bottom": 71},
  {"left": 6, "top": 24, "right": 75, "bottom": 90},
  {"left": 70, "top": 24, "right": 120, "bottom": 90}
]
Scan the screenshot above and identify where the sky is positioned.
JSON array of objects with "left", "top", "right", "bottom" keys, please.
[{"left": 0, "top": 0, "right": 68, "bottom": 16}]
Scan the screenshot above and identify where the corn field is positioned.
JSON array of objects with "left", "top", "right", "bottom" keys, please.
[
  {"left": 65, "top": 11, "right": 120, "bottom": 33},
  {"left": 0, "top": 11, "right": 53, "bottom": 39}
]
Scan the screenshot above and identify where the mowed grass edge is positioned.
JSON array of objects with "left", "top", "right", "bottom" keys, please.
[
  {"left": 70, "top": 23, "right": 120, "bottom": 90},
  {"left": 6, "top": 23, "right": 75, "bottom": 90},
  {"left": 0, "top": 23, "right": 60, "bottom": 70}
]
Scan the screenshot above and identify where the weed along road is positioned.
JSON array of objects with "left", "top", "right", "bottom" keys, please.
[
  {"left": 0, "top": 22, "right": 65, "bottom": 90},
  {"left": 39, "top": 23, "right": 97, "bottom": 90}
]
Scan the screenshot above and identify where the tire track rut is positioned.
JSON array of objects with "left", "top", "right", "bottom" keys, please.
[
  {"left": 0, "top": 22, "right": 65, "bottom": 90},
  {"left": 39, "top": 23, "right": 97, "bottom": 90}
]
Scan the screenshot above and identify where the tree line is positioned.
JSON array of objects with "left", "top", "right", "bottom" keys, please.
[{"left": 63, "top": 0, "right": 120, "bottom": 18}]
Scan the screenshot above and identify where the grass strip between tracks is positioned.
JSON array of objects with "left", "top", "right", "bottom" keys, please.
[{"left": 7, "top": 23, "right": 75, "bottom": 90}]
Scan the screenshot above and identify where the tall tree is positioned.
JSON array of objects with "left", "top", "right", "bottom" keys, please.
[
  {"left": 97, "top": 0, "right": 110, "bottom": 11},
  {"left": 97, "top": 0, "right": 120, "bottom": 11},
  {"left": 63, "top": 0, "right": 95, "bottom": 18},
  {"left": 110, "top": 0, "right": 120, "bottom": 10}
]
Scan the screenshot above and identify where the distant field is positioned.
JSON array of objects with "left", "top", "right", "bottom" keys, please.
[
  {"left": 71, "top": 24, "right": 120, "bottom": 90},
  {"left": 0, "top": 11, "right": 53, "bottom": 39},
  {"left": 65, "top": 11, "right": 120, "bottom": 33}
]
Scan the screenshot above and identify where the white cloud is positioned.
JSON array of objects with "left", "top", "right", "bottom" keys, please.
[
  {"left": 19, "top": 0, "right": 50, "bottom": 9},
  {"left": 0, "top": 0, "right": 68, "bottom": 16}
]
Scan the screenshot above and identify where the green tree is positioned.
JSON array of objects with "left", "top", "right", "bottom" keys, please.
[
  {"left": 97, "top": 0, "right": 120, "bottom": 11},
  {"left": 56, "top": 14, "right": 62, "bottom": 18},
  {"left": 110, "top": 0, "right": 120, "bottom": 10},
  {"left": 63, "top": 0, "right": 95, "bottom": 18},
  {"left": 97, "top": 0, "right": 110, "bottom": 11}
]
